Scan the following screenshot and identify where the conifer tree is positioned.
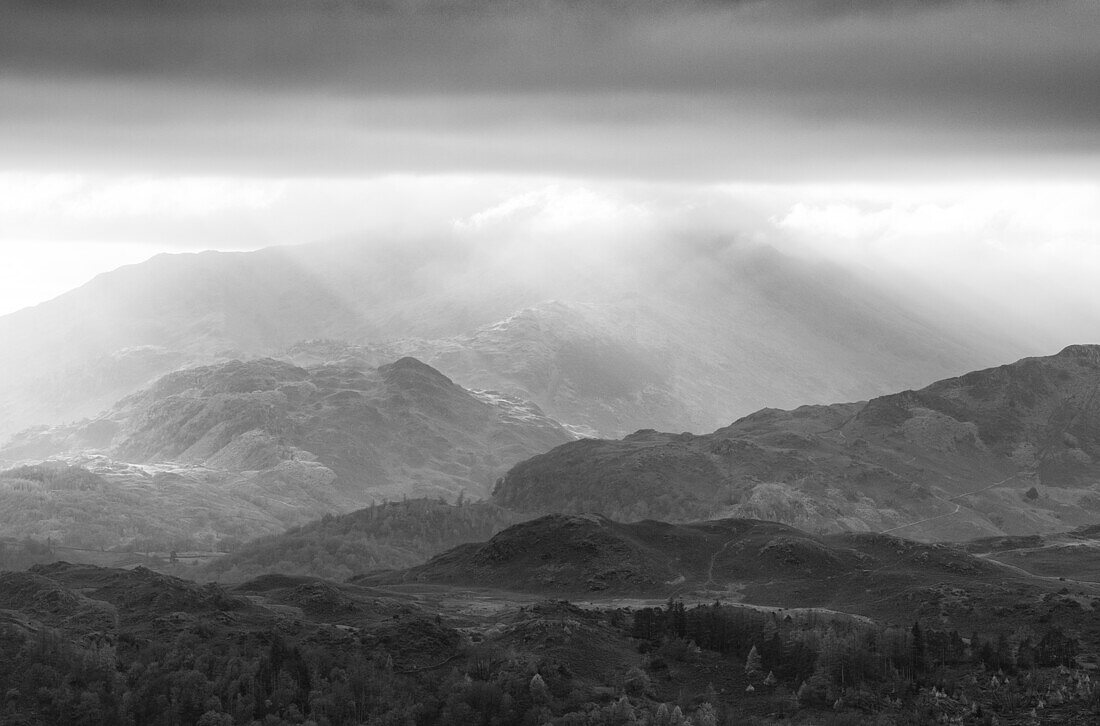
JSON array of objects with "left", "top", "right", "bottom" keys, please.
[
  {"left": 910, "top": 622, "right": 926, "bottom": 674},
  {"left": 744, "top": 644, "right": 763, "bottom": 680}
]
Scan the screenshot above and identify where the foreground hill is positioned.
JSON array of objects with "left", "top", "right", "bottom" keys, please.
[
  {"left": 364, "top": 514, "right": 1030, "bottom": 619},
  {"left": 0, "top": 239, "right": 1025, "bottom": 440},
  {"left": 0, "top": 357, "right": 571, "bottom": 551},
  {"left": 197, "top": 498, "right": 526, "bottom": 582},
  {"left": 495, "top": 345, "right": 1100, "bottom": 540}
]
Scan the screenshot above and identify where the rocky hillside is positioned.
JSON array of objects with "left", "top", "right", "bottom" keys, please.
[
  {"left": 495, "top": 345, "right": 1100, "bottom": 540},
  {"left": 0, "top": 357, "right": 571, "bottom": 551}
]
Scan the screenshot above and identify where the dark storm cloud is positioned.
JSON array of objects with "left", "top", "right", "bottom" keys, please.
[{"left": 1, "top": 0, "right": 1098, "bottom": 179}]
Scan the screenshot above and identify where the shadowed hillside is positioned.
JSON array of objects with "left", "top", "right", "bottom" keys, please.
[
  {"left": 495, "top": 345, "right": 1100, "bottom": 540},
  {"left": 369, "top": 512, "right": 1007, "bottom": 611},
  {"left": 198, "top": 498, "right": 526, "bottom": 582}
]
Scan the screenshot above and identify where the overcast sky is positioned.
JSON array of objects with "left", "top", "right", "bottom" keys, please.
[{"left": 1, "top": 0, "right": 1098, "bottom": 342}]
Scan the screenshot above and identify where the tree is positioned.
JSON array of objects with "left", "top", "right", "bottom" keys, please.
[
  {"left": 197, "top": 712, "right": 233, "bottom": 726},
  {"left": 693, "top": 702, "right": 718, "bottom": 726},
  {"left": 623, "top": 666, "right": 651, "bottom": 696},
  {"left": 744, "top": 644, "right": 763, "bottom": 680},
  {"left": 910, "top": 622, "right": 926, "bottom": 674},
  {"left": 1016, "top": 636, "right": 1035, "bottom": 670},
  {"left": 529, "top": 673, "right": 550, "bottom": 706},
  {"left": 995, "top": 634, "right": 1014, "bottom": 672},
  {"left": 1037, "top": 628, "right": 1079, "bottom": 667}
]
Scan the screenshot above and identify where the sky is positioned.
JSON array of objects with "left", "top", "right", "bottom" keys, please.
[{"left": 1, "top": 0, "right": 1099, "bottom": 340}]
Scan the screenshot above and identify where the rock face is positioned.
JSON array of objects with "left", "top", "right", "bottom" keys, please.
[
  {"left": 494, "top": 345, "right": 1100, "bottom": 540},
  {"left": 0, "top": 357, "right": 572, "bottom": 551}
]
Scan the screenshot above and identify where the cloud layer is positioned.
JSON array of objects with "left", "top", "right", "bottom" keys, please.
[
  {"left": 2, "top": 0, "right": 1098, "bottom": 181},
  {"left": 2, "top": 0, "right": 1097, "bottom": 345}
]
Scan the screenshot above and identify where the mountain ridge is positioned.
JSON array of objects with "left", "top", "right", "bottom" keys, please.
[
  {"left": 494, "top": 344, "right": 1100, "bottom": 540},
  {"left": 0, "top": 239, "right": 1031, "bottom": 439},
  {"left": 0, "top": 356, "right": 572, "bottom": 552}
]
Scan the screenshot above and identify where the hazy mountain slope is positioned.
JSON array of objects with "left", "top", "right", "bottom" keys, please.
[
  {"left": 0, "top": 460, "right": 312, "bottom": 553},
  {"left": 0, "top": 241, "right": 547, "bottom": 440},
  {"left": 0, "top": 357, "right": 572, "bottom": 551},
  {"left": 0, "top": 249, "right": 361, "bottom": 439},
  {"left": 290, "top": 247, "right": 1026, "bottom": 437},
  {"left": 0, "top": 239, "right": 1027, "bottom": 440},
  {"left": 495, "top": 345, "right": 1100, "bottom": 540}
]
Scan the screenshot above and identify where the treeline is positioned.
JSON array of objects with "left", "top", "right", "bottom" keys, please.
[
  {"left": 633, "top": 601, "right": 1081, "bottom": 680},
  {"left": 201, "top": 499, "right": 524, "bottom": 582},
  {"left": 0, "top": 614, "right": 723, "bottom": 726},
  {"left": 1, "top": 464, "right": 106, "bottom": 492},
  {"left": 0, "top": 621, "right": 436, "bottom": 726},
  {"left": 2, "top": 596, "right": 1098, "bottom": 726},
  {"left": 630, "top": 600, "right": 1094, "bottom": 717}
]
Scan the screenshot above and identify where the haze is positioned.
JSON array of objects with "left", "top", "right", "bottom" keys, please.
[{"left": 2, "top": 0, "right": 1098, "bottom": 349}]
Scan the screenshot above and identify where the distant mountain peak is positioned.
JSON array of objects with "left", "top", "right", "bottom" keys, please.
[{"left": 378, "top": 356, "right": 455, "bottom": 386}]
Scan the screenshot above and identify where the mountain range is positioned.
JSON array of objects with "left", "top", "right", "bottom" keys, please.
[{"left": 5, "top": 340, "right": 1100, "bottom": 558}]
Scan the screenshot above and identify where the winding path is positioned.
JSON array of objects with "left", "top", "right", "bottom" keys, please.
[
  {"left": 704, "top": 538, "right": 738, "bottom": 589},
  {"left": 975, "top": 552, "right": 1100, "bottom": 589},
  {"left": 879, "top": 475, "right": 1017, "bottom": 535}
]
